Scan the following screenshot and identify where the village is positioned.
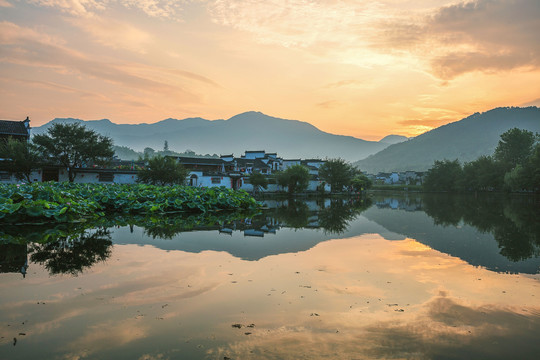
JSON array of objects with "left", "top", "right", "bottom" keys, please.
[{"left": 0, "top": 118, "right": 425, "bottom": 191}]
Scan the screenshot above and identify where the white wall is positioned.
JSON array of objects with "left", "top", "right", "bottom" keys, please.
[{"left": 187, "top": 171, "right": 232, "bottom": 189}]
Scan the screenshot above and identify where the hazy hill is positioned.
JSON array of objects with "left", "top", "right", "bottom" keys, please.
[
  {"left": 33, "top": 111, "right": 388, "bottom": 161},
  {"left": 354, "top": 107, "right": 540, "bottom": 173},
  {"left": 379, "top": 135, "right": 409, "bottom": 144}
]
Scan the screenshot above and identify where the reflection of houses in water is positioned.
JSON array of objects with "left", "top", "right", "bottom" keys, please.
[
  {"left": 0, "top": 243, "right": 28, "bottom": 278},
  {"left": 375, "top": 197, "right": 423, "bottom": 211},
  {"left": 219, "top": 215, "right": 281, "bottom": 238}
]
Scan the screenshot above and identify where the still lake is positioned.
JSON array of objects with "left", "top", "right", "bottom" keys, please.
[{"left": 1, "top": 193, "right": 539, "bottom": 359}]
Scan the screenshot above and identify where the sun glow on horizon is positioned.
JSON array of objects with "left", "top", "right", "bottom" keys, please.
[{"left": 1, "top": 0, "right": 539, "bottom": 139}]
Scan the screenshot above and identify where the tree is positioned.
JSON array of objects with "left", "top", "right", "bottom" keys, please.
[
  {"left": 277, "top": 165, "right": 310, "bottom": 195},
  {"left": 0, "top": 138, "right": 42, "bottom": 183},
  {"left": 33, "top": 123, "right": 114, "bottom": 182},
  {"left": 461, "top": 155, "right": 504, "bottom": 191},
  {"left": 137, "top": 155, "right": 189, "bottom": 186},
  {"left": 350, "top": 174, "right": 372, "bottom": 192},
  {"left": 249, "top": 172, "right": 268, "bottom": 193},
  {"left": 143, "top": 147, "right": 156, "bottom": 159},
  {"left": 494, "top": 128, "right": 537, "bottom": 170},
  {"left": 163, "top": 140, "right": 169, "bottom": 152},
  {"left": 318, "top": 158, "right": 357, "bottom": 193},
  {"left": 423, "top": 159, "right": 463, "bottom": 192}
]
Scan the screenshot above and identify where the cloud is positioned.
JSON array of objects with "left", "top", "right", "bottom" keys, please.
[
  {"left": 520, "top": 98, "right": 540, "bottom": 107},
  {"left": 66, "top": 16, "right": 153, "bottom": 53},
  {"left": 316, "top": 100, "right": 342, "bottom": 109},
  {"left": 207, "top": 0, "right": 382, "bottom": 49},
  {"left": 398, "top": 118, "right": 451, "bottom": 127},
  {"left": 363, "top": 295, "right": 540, "bottom": 359},
  {"left": 0, "top": 76, "right": 110, "bottom": 101},
  {"left": 0, "top": 0, "right": 13, "bottom": 7},
  {"left": 379, "top": 0, "right": 540, "bottom": 79},
  {"left": 28, "top": 0, "right": 106, "bottom": 17},
  {"left": 0, "top": 22, "right": 202, "bottom": 99},
  {"left": 28, "top": 0, "right": 195, "bottom": 19},
  {"left": 207, "top": 0, "right": 540, "bottom": 79}
]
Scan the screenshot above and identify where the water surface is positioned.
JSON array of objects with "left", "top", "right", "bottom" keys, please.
[{"left": 1, "top": 194, "right": 539, "bottom": 359}]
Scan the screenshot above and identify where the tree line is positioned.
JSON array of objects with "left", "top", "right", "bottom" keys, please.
[
  {"left": 0, "top": 122, "right": 189, "bottom": 185},
  {"left": 1, "top": 122, "right": 373, "bottom": 192},
  {"left": 249, "top": 158, "right": 372, "bottom": 195},
  {"left": 423, "top": 128, "right": 540, "bottom": 192}
]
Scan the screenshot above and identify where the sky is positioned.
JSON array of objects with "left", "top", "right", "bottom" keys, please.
[{"left": 0, "top": 0, "right": 539, "bottom": 140}]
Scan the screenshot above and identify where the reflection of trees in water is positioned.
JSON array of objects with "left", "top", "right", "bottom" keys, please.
[
  {"left": 318, "top": 198, "right": 372, "bottom": 234},
  {"left": 137, "top": 211, "right": 260, "bottom": 239},
  {"left": 273, "top": 200, "right": 310, "bottom": 229},
  {"left": 28, "top": 228, "right": 112, "bottom": 276},
  {"left": 423, "top": 194, "right": 540, "bottom": 262}
]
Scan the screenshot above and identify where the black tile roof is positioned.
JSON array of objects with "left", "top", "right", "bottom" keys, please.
[
  {"left": 174, "top": 156, "right": 225, "bottom": 165},
  {"left": 0, "top": 120, "right": 29, "bottom": 137}
]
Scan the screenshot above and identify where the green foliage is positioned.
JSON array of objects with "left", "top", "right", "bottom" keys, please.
[
  {"left": 33, "top": 123, "right": 114, "bottom": 182},
  {"left": 350, "top": 174, "right": 372, "bottom": 192},
  {"left": 318, "top": 158, "right": 357, "bottom": 192},
  {"left": 249, "top": 172, "right": 268, "bottom": 192},
  {"left": 423, "top": 194, "right": 540, "bottom": 262},
  {"left": 423, "top": 159, "right": 463, "bottom": 192},
  {"left": 114, "top": 145, "right": 141, "bottom": 161},
  {"left": 424, "top": 128, "right": 540, "bottom": 193},
  {"left": 461, "top": 155, "right": 504, "bottom": 191},
  {"left": 137, "top": 155, "right": 189, "bottom": 186},
  {"left": 276, "top": 165, "right": 310, "bottom": 195},
  {"left": 0, "top": 138, "right": 42, "bottom": 183},
  {"left": 494, "top": 128, "right": 537, "bottom": 170},
  {"left": 0, "top": 182, "right": 260, "bottom": 224}
]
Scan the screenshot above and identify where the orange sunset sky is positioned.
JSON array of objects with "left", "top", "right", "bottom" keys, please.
[{"left": 1, "top": 0, "right": 539, "bottom": 140}]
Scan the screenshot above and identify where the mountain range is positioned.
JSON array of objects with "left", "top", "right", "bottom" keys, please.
[
  {"left": 353, "top": 107, "right": 540, "bottom": 173},
  {"left": 32, "top": 107, "right": 539, "bottom": 172},
  {"left": 32, "top": 112, "right": 396, "bottom": 162}
]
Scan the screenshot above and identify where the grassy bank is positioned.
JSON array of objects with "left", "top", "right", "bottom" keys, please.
[
  {"left": 369, "top": 184, "right": 424, "bottom": 192},
  {"left": 0, "top": 183, "right": 260, "bottom": 224}
]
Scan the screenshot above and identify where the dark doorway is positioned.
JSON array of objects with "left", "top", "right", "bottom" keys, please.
[{"left": 42, "top": 168, "right": 59, "bottom": 182}]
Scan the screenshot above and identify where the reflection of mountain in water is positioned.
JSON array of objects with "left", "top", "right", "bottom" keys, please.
[
  {"left": 113, "top": 198, "right": 377, "bottom": 261},
  {"left": 363, "top": 194, "right": 540, "bottom": 274},
  {"left": 2, "top": 194, "right": 539, "bottom": 275}
]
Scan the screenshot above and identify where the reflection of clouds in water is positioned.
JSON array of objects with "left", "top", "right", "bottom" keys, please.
[
  {"left": 209, "top": 293, "right": 540, "bottom": 360},
  {"left": 63, "top": 318, "right": 149, "bottom": 359},
  {"left": 364, "top": 294, "right": 540, "bottom": 360},
  {"left": 2, "top": 234, "right": 539, "bottom": 359}
]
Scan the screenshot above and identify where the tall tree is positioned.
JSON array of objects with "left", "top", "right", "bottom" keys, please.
[
  {"left": 494, "top": 128, "right": 537, "bottom": 170},
  {"left": 277, "top": 165, "right": 310, "bottom": 195},
  {"left": 0, "top": 138, "right": 42, "bottom": 183},
  {"left": 143, "top": 147, "right": 156, "bottom": 159},
  {"left": 350, "top": 174, "right": 372, "bottom": 192},
  {"left": 137, "top": 155, "right": 188, "bottom": 186},
  {"left": 33, "top": 123, "right": 114, "bottom": 182},
  {"left": 249, "top": 171, "right": 268, "bottom": 194},
  {"left": 423, "top": 159, "right": 463, "bottom": 192},
  {"left": 318, "top": 158, "right": 356, "bottom": 192}
]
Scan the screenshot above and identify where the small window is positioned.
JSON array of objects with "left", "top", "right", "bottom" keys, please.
[
  {"left": 99, "top": 173, "right": 114, "bottom": 182},
  {"left": 0, "top": 171, "right": 10, "bottom": 180},
  {"left": 211, "top": 177, "right": 221, "bottom": 184}
]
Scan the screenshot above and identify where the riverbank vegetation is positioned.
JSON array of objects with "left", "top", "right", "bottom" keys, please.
[
  {"left": 423, "top": 128, "right": 539, "bottom": 192},
  {"left": 0, "top": 182, "right": 260, "bottom": 224}
]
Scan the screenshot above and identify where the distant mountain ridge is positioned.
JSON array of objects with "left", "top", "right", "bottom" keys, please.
[
  {"left": 354, "top": 107, "right": 540, "bottom": 173},
  {"left": 32, "top": 111, "right": 390, "bottom": 161}
]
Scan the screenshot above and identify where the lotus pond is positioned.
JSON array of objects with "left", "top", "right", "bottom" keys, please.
[
  {"left": 1, "top": 193, "right": 539, "bottom": 359},
  {"left": 0, "top": 183, "right": 260, "bottom": 224}
]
